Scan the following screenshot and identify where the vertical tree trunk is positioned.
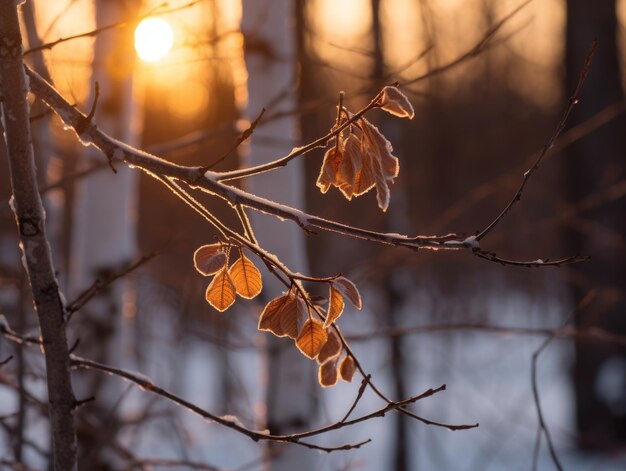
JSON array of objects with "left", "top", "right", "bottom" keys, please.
[
  {"left": 0, "top": 4, "right": 77, "bottom": 469},
  {"left": 71, "top": 0, "right": 142, "bottom": 466},
  {"left": 566, "top": 0, "right": 626, "bottom": 451},
  {"left": 241, "top": 1, "right": 315, "bottom": 469},
  {"left": 371, "top": 1, "right": 410, "bottom": 469}
]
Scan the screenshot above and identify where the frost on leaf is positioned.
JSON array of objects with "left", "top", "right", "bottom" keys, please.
[
  {"left": 318, "top": 359, "right": 339, "bottom": 387},
  {"left": 229, "top": 254, "right": 262, "bottom": 299},
  {"left": 317, "top": 329, "right": 342, "bottom": 365},
  {"left": 258, "top": 293, "right": 292, "bottom": 337},
  {"left": 332, "top": 276, "right": 362, "bottom": 310},
  {"left": 205, "top": 268, "right": 236, "bottom": 312},
  {"left": 296, "top": 319, "right": 328, "bottom": 360},
  {"left": 339, "top": 355, "right": 356, "bottom": 382},
  {"left": 380, "top": 86, "right": 415, "bottom": 119},
  {"left": 315, "top": 113, "right": 401, "bottom": 212},
  {"left": 279, "top": 295, "right": 307, "bottom": 339},
  {"left": 193, "top": 243, "right": 227, "bottom": 276},
  {"left": 323, "top": 284, "right": 345, "bottom": 328}
]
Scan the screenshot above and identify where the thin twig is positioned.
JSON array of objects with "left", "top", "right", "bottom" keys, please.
[
  {"left": 24, "top": 0, "right": 206, "bottom": 55},
  {"left": 476, "top": 39, "right": 597, "bottom": 241},
  {"left": 200, "top": 108, "right": 266, "bottom": 173},
  {"left": 65, "top": 252, "right": 156, "bottom": 320}
]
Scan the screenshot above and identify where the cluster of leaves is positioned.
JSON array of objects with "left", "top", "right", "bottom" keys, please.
[
  {"left": 316, "top": 86, "right": 414, "bottom": 212},
  {"left": 258, "top": 278, "right": 360, "bottom": 387},
  {"left": 193, "top": 243, "right": 361, "bottom": 387},
  {"left": 192, "top": 87, "right": 413, "bottom": 387},
  {"left": 193, "top": 243, "right": 263, "bottom": 311}
]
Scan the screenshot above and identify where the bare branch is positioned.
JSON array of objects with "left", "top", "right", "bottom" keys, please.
[{"left": 476, "top": 39, "right": 597, "bottom": 241}]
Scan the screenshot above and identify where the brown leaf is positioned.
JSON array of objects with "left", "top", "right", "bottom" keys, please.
[
  {"left": 316, "top": 141, "right": 343, "bottom": 194},
  {"left": 339, "top": 355, "right": 356, "bottom": 382},
  {"left": 193, "top": 244, "right": 227, "bottom": 276},
  {"left": 279, "top": 295, "right": 307, "bottom": 339},
  {"left": 258, "top": 293, "right": 292, "bottom": 337},
  {"left": 360, "top": 118, "right": 399, "bottom": 212},
  {"left": 332, "top": 277, "right": 362, "bottom": 310},
  {"left": 205, "top": 268, "right": 236, "bottom": 312},
  {"left": 228, "top": 254, "right": 262, "bottom": 299},
  {"left": 317, "top": 329, "right": 342, "bottom": 365},
  {"left": 296, "top": 319, "right": 328, "bottom": 360},
  {"left": 323, "top": 285, "right": 344, "bottom": 328},
  {"left": 380, "top": 86, "right": 415, "bottom": 119},
  {"left": 318, "top": 359, "right": 339, "bottom": 387}
]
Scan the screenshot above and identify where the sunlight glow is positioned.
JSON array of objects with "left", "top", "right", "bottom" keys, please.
[{"left": 134, "top": 17, "right": 174, "bottom": 62}]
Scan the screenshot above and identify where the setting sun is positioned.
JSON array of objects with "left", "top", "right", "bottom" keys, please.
[{"left": 134, "top": 17, "right": 173, "bottom": 62}]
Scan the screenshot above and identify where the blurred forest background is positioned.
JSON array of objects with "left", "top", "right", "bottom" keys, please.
[{"left": 1, "top": 0, "right": 626, "bottom": 469}]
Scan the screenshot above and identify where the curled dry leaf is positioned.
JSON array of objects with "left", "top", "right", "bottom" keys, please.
[
  {"left": 318, "top": 359, "right": 339, "bottom": 388},
  {"left": 205, "top": 268, "right": 236, "bottom": 312},
  {"left": 258, "top": 293, "right": 292, "bottom": 337},
  {"left": 229, "top": 254, "right": 262, "bottom": 299},
  {"left": 296, "top": 319, "right": 328, "bottom": 360},
  {"left": 380, "top": 86, "right": 415, "bottom": 119},
  {"left": 193, "top": 243, "right": 227, "bottom": 276},
  {"left": 316, "top": 114, "right": 401, "bottom": 211},
  {"left": 360, "top": 117, "right": 399, "bottom": 212},
  {"left": 323, "top": 284, "right": 345, "bottom": 328},
  {"left": 339, "top": 355, "right": 356, "bottom": 382},
  {"left": 317, "top": 329, "right": 342, "bottom": 365},
  {"left": 332, "top": 277, "right": 362, "bottom": 310},
  {"left": 279, "top": 295, "right": 307, "bottom": 339}
]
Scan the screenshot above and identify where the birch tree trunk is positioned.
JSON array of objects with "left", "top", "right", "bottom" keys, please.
[
  {"left": 0, "top": 3, "right": 77, "bottom": 469},
  {"left": 70, "top": 0, "right": 142, "bottom": 465},
  {"left": 241, "top": 1, "right": 315, "bottom": 469}
]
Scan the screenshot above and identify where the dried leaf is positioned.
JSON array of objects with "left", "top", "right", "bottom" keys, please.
[
  {"left": 258, "top": 293, "right": 292, "bottom": 337},
  {"left": 380, "top": 86, "right": 415, "bottom": 119},
  {"left": 316, "top": 141, "right": 343, "bottom": 194},
  {"left": 229, "top": 255, "right": 262, "bottom": 299},
  {"left": 323, "top": 285, "right": 344, "bottom": 328},
  {"left": 279, "top": 295, "right": 307, "bottom": 339},
  {"left": 318, "top": 359, "right": 339, "bottom": 387},
  {"left": 317, "top": 329, "right": 342, "bottom": 365},
  {"left": 335, "top": 134, "right": 360, "bottom": 199},
  {"left": 193, "top": 244, "right": 227, "bottom": 276},
  {"left": 205, "top": 268, "right": 236, "bottom": 312},
  {"left": 332, "top": 277, "right": 362, "bottom": 310},
  {"left": 296, "top": 319, "right": 328, "bottom": 360},
  {"left": 339, "top": 355, "right": 356, "bottom": 382},
  {"left": 360, "top": 118, "right": 399, "bottom": 212}
]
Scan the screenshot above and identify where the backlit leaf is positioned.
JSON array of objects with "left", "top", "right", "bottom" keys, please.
[
  {"left": 317, "top": 329, "right": 342, "bottom": 365},
  {"left": 258, "top": 293, "right": 292, "bottom": 337},
  {"left": 380, "top": 86, "right": 415, "bottom": 119},
  {"left": 316, "top": 143, "right": 343, "bottom": 194},
  {"left": 332, "top": 277, "right": 362, "bottom": 310},
  {"left": 194, "top": 244, "right": 227, "bottom": 276},
  {"left": 229, "top": 255, "right": 262, "bottom": 299},
  {"left": 318, "top": 359, "right": 339, "bottom": 387},
  {"left": 339, "top": 355, "right": 356, "bottom": 382},
  {"left": 205, "top": 268, "right": 236, "bottom": 312},
  {"left": 296, "top": 319, "right": 328, "bottom": 360},
  {"left": 323, "top": 285, "right": 344, "bottom": 328},
  {"left": 279, "top": 295, "right": 307, "bottom": 339},
  {"left": 360, "top": 117, "right": 399, "bottom": 212}
]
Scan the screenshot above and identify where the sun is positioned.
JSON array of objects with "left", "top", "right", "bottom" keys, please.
[{"left": 134, "top": 17, "right": 174, "bottom": 63}]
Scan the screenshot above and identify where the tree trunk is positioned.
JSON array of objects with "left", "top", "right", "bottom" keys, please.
[
  {"left": 241, "top": 1, "right": 315, "bottom": 469},
  {"left": 0, "top": 4, "right": 77, "bottom": 469},
  {"left": 70, "top": 0, "right": 142, "bottom": 466},
  {"left": 566, "top": 0, "right": 626, "bottom": 452}
]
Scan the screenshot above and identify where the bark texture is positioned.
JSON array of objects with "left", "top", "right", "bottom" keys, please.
[{"left": 0, "top": 3, "right": 77, "bottom": 469}]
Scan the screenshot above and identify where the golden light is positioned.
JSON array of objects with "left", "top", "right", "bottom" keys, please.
[{"left": 134, "top": 17, "right": 174, "bottom": 62}]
